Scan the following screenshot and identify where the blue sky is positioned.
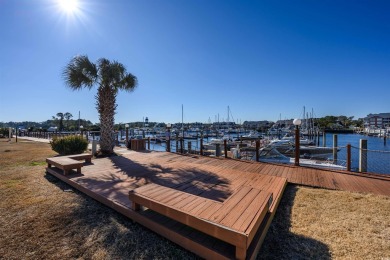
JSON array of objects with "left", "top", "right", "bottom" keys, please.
[{"left": 1, "top": 0, "right": 389, "bottom": 124}]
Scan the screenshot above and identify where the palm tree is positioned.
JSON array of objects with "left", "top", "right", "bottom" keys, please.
[
  {"left": 55, "top": 112, "right": 64, "bottom": 131},
  {"left": 63, "top": 55, "right": 137, "bottom": 154},
  {"left": 64, "top": 112, "right": 73, "bottom": 130}
]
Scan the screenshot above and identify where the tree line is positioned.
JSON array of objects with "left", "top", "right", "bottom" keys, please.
[{"left": 315, "top": 116, "right": 363, "bottom": 129}]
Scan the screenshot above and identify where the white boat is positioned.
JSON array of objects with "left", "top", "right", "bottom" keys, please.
[
  {"left": 203, "top": 136, "right": 237, "bottom": 150},
  {"left": 265, "top": 139, "right": 335, "bottom": 160},
  {"left": 257, "top": 147, "right": 346, "bottom": 170},
  {"left": 281, "top": 135, "right": 315, "bottom": 145},
  {"left": 241, "top": 131, "right": 262, "bottom": 139}
]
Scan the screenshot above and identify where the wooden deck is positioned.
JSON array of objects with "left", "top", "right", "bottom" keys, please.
[{"left": 46, "top": 150, "right": 390, "bottom": 259}]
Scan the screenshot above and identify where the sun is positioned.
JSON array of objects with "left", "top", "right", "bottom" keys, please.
[{"left": 57, "top": 0, "right": 80, "bottom": 14}]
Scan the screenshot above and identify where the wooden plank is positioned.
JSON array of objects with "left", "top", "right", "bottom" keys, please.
[
  {"left": 218, "top": 188, "right": 263, "bottom": 227},
  {"left": 224, "top": 189, "right": 270, "bottom": 232},
  {"left": 207, "top": 186, "right": 252, "bottom": 222},
  {"left": 67, "top": 153, "right": 92, "bottom": 163},
  {"left": 129, "top": 190, "right": 247, "bottom": 247}
]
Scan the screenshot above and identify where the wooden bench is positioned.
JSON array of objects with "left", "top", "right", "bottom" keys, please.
[
  {"left": 46, "top": 157, "right": 84, "bottom": 175},
  {"left": 129, "top": 183, "right": 273, "bottom": 260},
  {"left": 66, "top": 153, "right": 93, "bottom": 163}
]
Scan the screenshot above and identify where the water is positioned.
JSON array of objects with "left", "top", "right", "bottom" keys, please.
[{"left": 318, "top": 133, "right": 390, "bottom": 174}]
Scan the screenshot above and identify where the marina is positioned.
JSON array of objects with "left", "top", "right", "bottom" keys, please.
[
  {"left": 18, "top": 129, "right": 390, "bottom": 175},
  {"left": 116, "top": 131, "right": 390, "bottom": 175}
]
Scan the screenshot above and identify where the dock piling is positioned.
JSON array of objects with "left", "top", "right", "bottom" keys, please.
[
  {"left": 216, "top": 143, "right": 221, "bottom": 157},
  {"left": 323, "top": 131, "right": 326, "bottom": 147},
  {"left": 346, "top": 144, "right": 351, "bottom": 171},
  {"left": 200, "top": 135, "right": 203, "bottom": 155},
  {"left": 224, "top": 140, "right": 228, "bottom": 158},
  {"left": 359, "top": 139, "right": 368, "bottom": 173},
  {"left": 333, "top": 134, "right": 338, "bottom": 163}
]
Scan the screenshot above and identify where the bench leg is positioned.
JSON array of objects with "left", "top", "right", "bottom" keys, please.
[
  {"left": 77, "top": 167, "right": 81, "bottom": 174},
  {"left": 235, "top": 246, "right": 246, "bottom": 260},
  {"left": 131, "top": 201, "right": 141, "bottom": 211},
  {"left": 85, "top": 158, "right": 91, "bottom": 163},
  {"left": 48, "top": 163, "right": 52, "bottom": 168},
  {"left": 64, "top": 169, "right": 69, "bottom": 175}
]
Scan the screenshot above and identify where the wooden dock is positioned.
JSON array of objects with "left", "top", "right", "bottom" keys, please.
[{"left": 46, "top": 150, "right": 390, "bottom": 259}]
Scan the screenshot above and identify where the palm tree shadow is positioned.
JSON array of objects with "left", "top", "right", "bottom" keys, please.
[
  {"left": 258, "top": 185, "right": 331, "bottom": 260},
  {"left": 107, "top": 153, "right": 233, "bottom": 202}
]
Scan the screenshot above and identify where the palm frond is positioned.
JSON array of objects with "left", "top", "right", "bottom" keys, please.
[
  {"left": 119, "top": 72, "right": 138, "bottom": 92},
  {"left": 110, "top": 61, "right": 138, "bottom": 92},
  {"left": 63, "top": 55, "right": 97, "bottom": 90}
]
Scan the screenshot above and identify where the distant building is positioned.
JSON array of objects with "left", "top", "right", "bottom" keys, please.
[
  {"left": 243, "top": 121, "right": 273, "bottom": 129},
  {"left": 274, "top": 119, "right": 294, "bottom": 128},
  {"left": 47, "top": 126, "right": 58, "bottom": 132},
  {"left": 212, "top": 121, "right": 236, "bottom": 129},
  {"left": 364, "top": 113, "right": 390, "bottom": 128},
  {"left": 189, "top": 122, "right": 204, "bottom": 129}
]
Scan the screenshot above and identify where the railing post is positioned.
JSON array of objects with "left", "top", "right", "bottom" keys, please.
[
  {"left": 148, "top": 137, "right": 150, "bottom": 150},
  {"left": 224, "top": 139, "right": 228, "bottom": 158},
  {"left": 333, "top": 134, "right": 338, "bottom": 163},
  {"left": 215, "top": 143, "right": 221, "bottom": 157},
  {"left": 256, "top": 140, "right": 260, "bottom": 162},
  {"left": 294, "top": 125, "right": 300, "bottom": 166},
  {"left": 126, "top": 128, "right": 129, "bottom": 144},
  {"left": 346, "top": 144, "right": 351, "bottom": 171},
  {"left": 359, "top": 139, "right": 367, "bottom": 173},
  {"left": 180, "top": 138, "right": 184, "bottom": 154},
  {"left": 188, "top": 141, "right": 191, "bottom": 154},
  {"left": 92, "top": 140, "right": 97, "bottom": 155},
  {"left": 166, "top": 138, "right": 170, "bottom": 152}
]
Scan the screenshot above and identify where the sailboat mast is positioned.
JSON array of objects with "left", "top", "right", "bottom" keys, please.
[
  {"left": 227, "top": 106, "right": 230, "bottom": 123},
  {"left": 312, "top": 108, "right": 314, "bottom": 130},
  {"left": 182, "top": 104, "right": 184, "bottom": 138}
]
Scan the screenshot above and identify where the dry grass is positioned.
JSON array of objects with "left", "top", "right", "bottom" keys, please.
[
  {"left": 259, "top": 186, "right": 390, "bottom": 259},
  {"left": 0, "top": 139, "right": 196, "bottom": 259},
  {"left": 1, "top": 138, "right": 389, "bottom": 259}
]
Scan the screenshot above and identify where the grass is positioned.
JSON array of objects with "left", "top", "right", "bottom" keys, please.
[{"left": 1, "top": 138, "right": 389, "bottom": 259}]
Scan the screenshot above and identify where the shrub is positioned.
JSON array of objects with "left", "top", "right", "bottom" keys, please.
[
  {"left": 50, "top": 135, "right": 88, "bottom": 155},
  {"left": 0, "top": 128, "right": 10, "bottom": 138}
]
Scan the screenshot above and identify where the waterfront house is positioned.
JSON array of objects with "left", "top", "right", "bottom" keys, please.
[{"left": 364, "top": 113, "right": 390, "bottom": 128}]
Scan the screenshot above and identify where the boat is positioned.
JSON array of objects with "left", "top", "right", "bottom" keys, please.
[
  {"left": 265, "top": 139, "right": 336, "bottom": 160},
  {"left": 203, "top": 136, "right": 237, "bottom": 150},
  {"left": 240, "top": 131, "right": 263, "bottom": 140},
  {"left": 281, "top": 135, "right": 315, "bottom": 145},
  {"left": 256, "top": 147, "right": 346, "bottom": 170}
]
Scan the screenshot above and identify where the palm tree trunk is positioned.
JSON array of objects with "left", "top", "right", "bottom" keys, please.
[{"left": 97, "top": 86, "right": 117, "bottom": 154}]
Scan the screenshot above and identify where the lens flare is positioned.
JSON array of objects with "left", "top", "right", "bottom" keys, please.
[{"left": 57, "top": 0, "right": 79, "bottom": 14}]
